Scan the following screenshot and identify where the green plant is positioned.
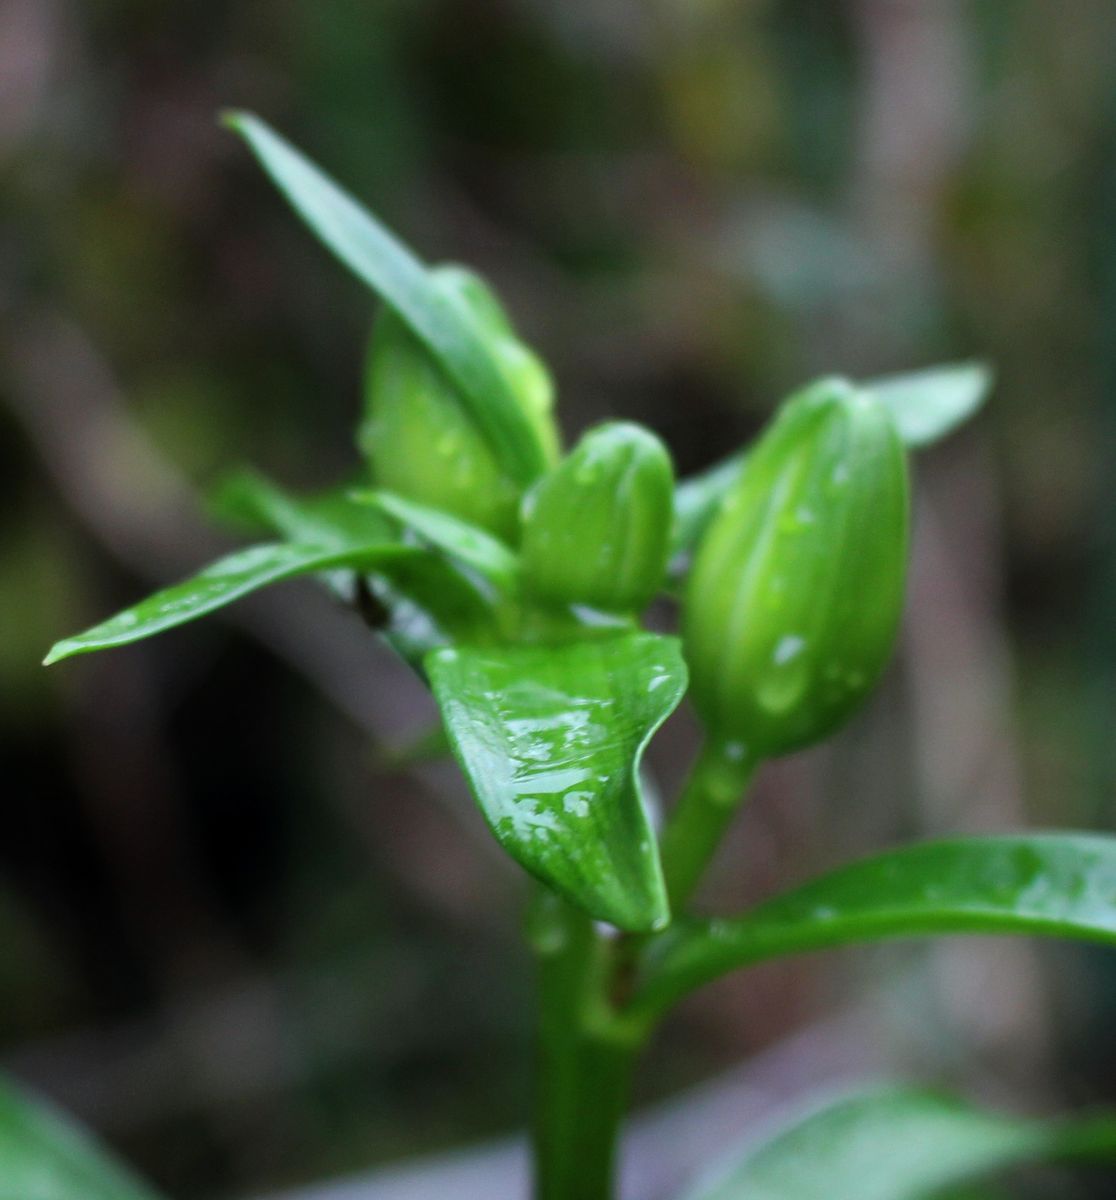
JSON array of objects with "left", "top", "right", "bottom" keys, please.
[{"left": 23, "top": 114, "right": 1116, "bottom": 1199}]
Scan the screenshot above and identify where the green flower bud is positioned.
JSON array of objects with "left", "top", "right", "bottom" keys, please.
[
  {"left": 683, "top": 378, "right": 909, "bottom": 757},
  {"left": 521, "top": 422, "right": 674, "bottom": 613},
  {"left": 361, "top": 266, "right": 560, "bottom": 543}
]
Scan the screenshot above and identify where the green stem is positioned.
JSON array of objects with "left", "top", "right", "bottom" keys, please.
[
  {"left": 529, "top": 894, "right": 642, "bottom": 1200},
  {"left": 659, "top": 736, "right": 761, "bottom": 910},
  {"left": 526, "top": 741, "right": 758, "bottom": 1198}
]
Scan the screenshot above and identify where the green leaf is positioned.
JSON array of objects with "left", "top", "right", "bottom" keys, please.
[
  {"left": 210, "top": 469, "right": 395, "bottom": 548},
  {"left": 865, "top": 361, "right": 992, "bottom": 449},
  {"left": 223, "top": 111, "right": 548, "bottom": 486},
  {"left": 352, "top": 488, "right": 523, "bottom": 657},
  {"left": 426, "top": 633, "right": 687, "bottom": 931},
  {"left": 374, "top": 557, "right": 513, "bottom": 667},
  {"left": 209, "top": 472, "right": 498, "bottom": 651},
  {"left": 210, "top": 469, "right": 400, "bottom": 599},
  {"left": 352, "top": 489, "right": 519, "bottom": 595},
  {"left": 632, "top": 835, "right": 1116, "bottom": 1017},
  {"left": 0, "top": 1075, "right": 163, "bottom": 1200},
  {"left": 44, "top": 541, "right": 415, "bottom": 664},
  {"left": 678, "top": 1086, "right": 1116, "bottom": 1200},
  {"left": 671, "top": 451, "right": 747, "bottom": 564}
]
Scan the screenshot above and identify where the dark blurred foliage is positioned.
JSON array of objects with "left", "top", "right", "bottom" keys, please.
[{"left": 3, "top": 1, "right": 1116, "bottom": 1196}]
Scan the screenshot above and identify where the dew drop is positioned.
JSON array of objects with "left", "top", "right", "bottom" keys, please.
[
  {"left": 723, "top": 740, "right": 749, "bottom": 763},
  {"left": 563, "top": 792, "right": 591, "bottom": 818},
  {"left": 772, "top": 634, "right": 806, "bottom": 666}
]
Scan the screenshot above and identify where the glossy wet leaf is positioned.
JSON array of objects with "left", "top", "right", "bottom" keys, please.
[
  {"left": 633, "top": 835, "right": 1116, "bottom": 1017},
  {"left": 224, "top": 112, "right": 548, "bottom": 486},
  {"left": 426, "top": 633, "right": 687, "bottom": 931},
  {"left": 211, "top": 472, "right": 503, "bottom": 648},
  {"left": 352, "top": 489, "right": 519, "bottom": 594},
  {"left": 44, "top": 541, "right": 415, "bottom": 664},
  {"left": 0, "top": 1075, "right": 163, "bottom": 1200},
  {"left": 865, "top": 361, "right": 992, "bottom": 448},
  {"left": 679, "top": 1086, "right": 1116, "bottom": 1200}
]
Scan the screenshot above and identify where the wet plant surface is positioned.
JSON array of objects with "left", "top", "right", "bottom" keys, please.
[{"left": 11, "top": 111, "right": 1116, "bottom": 1200}]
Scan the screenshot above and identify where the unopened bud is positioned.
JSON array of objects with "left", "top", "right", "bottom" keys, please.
[
  {"left": 683, "top": 378, "right": 909, "bottom": 757},
  {"left": 521, "top": 422, "right": 674, "bottom": 613}
]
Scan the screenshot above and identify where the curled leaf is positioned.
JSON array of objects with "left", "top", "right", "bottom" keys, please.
[{"left": 427, "top": 633, "right": 687, "bottom": 931}]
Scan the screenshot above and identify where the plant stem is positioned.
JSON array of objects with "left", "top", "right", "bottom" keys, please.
[
  {"left": 527, "top": 743, "right": 758, "bottom": 1198},
  {"left": 659, "top": 737, "right": 761, "bottom": 910},
  {"left": 529, "top": 894, "right": 642, "bottom": 1200}
]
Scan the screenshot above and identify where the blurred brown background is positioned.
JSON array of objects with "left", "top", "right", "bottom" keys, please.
[{"left": 3, "top": 1, "right": 1116, "bottom": 1196}]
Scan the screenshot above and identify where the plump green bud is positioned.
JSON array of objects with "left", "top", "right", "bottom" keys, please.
[
  {"left": 521, "top": 421, "right": 675, "bottom": 613},
  {"left": 361, "top": 266, "right": 560, "bottom": 543},
  {"left": 683, "top": 378, "right": 909, "bottom": 757}
]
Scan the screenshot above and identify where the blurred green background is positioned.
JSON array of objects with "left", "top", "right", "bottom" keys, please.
[{"left": 3, "top": 0, "right": 1116, "bottom": 1196}]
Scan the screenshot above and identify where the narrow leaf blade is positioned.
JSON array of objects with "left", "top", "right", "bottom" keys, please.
[
  {"left": 223, "top": 111, "right": 547, "bottom": 485},
  {"left": 427, "top": 633, "right": 687, "bottom": 931},
  {"left": 210, "top": 469, "right": 396, "bottom": 548},
  {"left": 670, "top": 451, "right": 747, "bottom": 564},
  {"left": 679, "top": 1086, "right": 1116, "bottom": 1200},
  {"left": 352, "top": 489, "right": 520, "bottom": 592},
  {"left": 44, "top": 541, "right": 414, "bottom": 664},
  {"left": 210, "top": 470, "right": 401, "bottom": 599},
  {"left": 207, "top": 471, "right": 496, "bottom": 651},
  {"left": 635, "top": 835, "right": 1116, "bottom": 1015},
  {"left": 865, "top": 361, "right": 992, "bottom": 448},
  {"left": 0, "top": 1075, "right": 163, "bottom": 1200}
]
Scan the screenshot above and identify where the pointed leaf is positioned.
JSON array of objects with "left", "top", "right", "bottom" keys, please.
[
  {"left": 223, "top": 111, "right": 547, "bottom": 486},
  {"left": 426, "top": 633, "right": 687, "bottom": 931},
  {"left": 210, "top": 470, "right": 400, "bottom": 599},
  {"left": 671, "top": 451, "right": 747, "bottom": 564},
  {"left": 865, "top": 361, "right": 992, "bottom": 448},
  {"left": 679, "top": 1086, "right": 1116, "bottom": 1200},
  {"left": 352, "top": 489, "right": 519, "bottom": 594},
  {"left": 352, "top": 489, "right": 522, "bottom": 656},
  {"left": 210, "top": 469, "right": 395, "bottom": 548},
  {"left": 209, "top": 471, "right": 498, "bottom": 647},
  {"left": 0, "top": 1075, "right": 163, "bottom": 1200},
  {"left": 633, "top": 835, "right": 1116, "bottom": 1017},
  {"left": 44, "top": 541, "right": 415, "bottom": 664}
]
